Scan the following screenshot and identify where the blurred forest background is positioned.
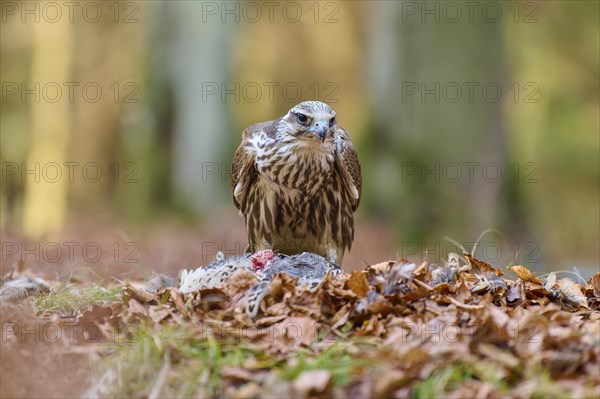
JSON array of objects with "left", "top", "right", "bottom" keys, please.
[{"left": 1, "top": 1, "right": 598, "bottom": 276}]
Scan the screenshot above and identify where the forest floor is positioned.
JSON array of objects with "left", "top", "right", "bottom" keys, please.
[{"left": 1, "top": 225, "right": 599, "bottom": 398}]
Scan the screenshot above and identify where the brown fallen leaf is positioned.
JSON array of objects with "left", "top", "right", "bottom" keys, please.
[
  {"left": 368, "top": 260, "right": 395, "bottom": 274},
  {"left": 272, "top": 316, "right": 321, "bottom": 347},
  {"left": 509, "top": 265, "right": 542, "bottom": 284},
  {"left": 464, "top": 253, "right": 503, "bottom": 277},
  {"left": 254, "top": 314, "right": 287, "bottom": 327},
  {"left": 225, "top": 268, "right": 258, "bottom": 297},
  {"left": 148, "top": 305, "right": 170, "bottom": 323},
  {"left": 127, "top": 298, "right": 148, "bottom": 318},
  {"left": 399, "top": 282, "right": 431, "bottom": 302},
  {"left": 169, "top": 289, "right": 188, "bottom": 319},
  {"left": 263, "top": 302, "right": 291, "bottom": 318},
  {"left": 356, "top": 315, "right": 386, "bottom": 337},
  {"left": 269, "top": 273, "right": 297, "bottom": 299},
  {"left": 477, "top": 343, "right": 520, "bottom": 368},
  {"left": 197, "top": 288, "right": 229, "bottom": 308},
  {"left": 77, "top": 304, "right": 114, "bottom": 325},
  {"left": 412, "top": 261, "right": 430, "bottom": 280},
  {"left": 588, "top": 273, "right": 600, "bottom": 297},
  {"left": 123, "top": 282, "right": 156, "bottom": 304},
  {"left": 346, "top": 271, "right": 370, "bottom": 297},
  {"left": 432, "top": 282, "right": 453, "bottom": 295},
  {"left": 446, "top": 296, "right": 485, "bottom": 310}
]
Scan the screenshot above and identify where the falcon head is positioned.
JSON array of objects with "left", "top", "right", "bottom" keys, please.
[{"left": 277, "top": 101, "right": 337, "bottom": 142}]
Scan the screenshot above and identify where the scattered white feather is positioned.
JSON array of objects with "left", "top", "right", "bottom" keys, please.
[{"left": 0, "top": 276, "right": 51, "bottom": 303}]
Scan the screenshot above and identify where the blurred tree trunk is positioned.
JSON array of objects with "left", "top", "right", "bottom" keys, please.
[
  {"left": 69, "top": 3, "right": 133, "bottom": 212},
  {"left": 505, "top": 1, "right": 600, "bottom": 267},
  {"left": 164, "top": 2, "right": 233, "bottom": 216},
  {"left": 367, "top": 2, "right": 511, "bottom": 250},
  {"left": 22, "top": 20, "right": 73, "bottom": 237}
]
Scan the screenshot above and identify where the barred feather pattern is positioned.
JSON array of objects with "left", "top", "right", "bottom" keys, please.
[
  {"left": 179, "top": 254, "right": 254, "bottom": 293},
  {"left": 232, "top": 102, "right": 361, "bottom": 264}
]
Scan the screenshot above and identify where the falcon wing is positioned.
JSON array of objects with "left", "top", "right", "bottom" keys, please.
[
  {"left": 334, "top": 127, "right": 362, "bottom": 211},
  {"left": 231, "top": 121, "right": 274, "bottom": 211}
]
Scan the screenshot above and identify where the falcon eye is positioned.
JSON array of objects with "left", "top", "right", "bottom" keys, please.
[
  {"left": 296, "top": 113, "right": 309, "bottom": 125},
  {"left": 329, "top": 117, "right": 336, "bottom": 127}
]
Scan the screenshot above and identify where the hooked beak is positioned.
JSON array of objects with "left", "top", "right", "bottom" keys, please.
[{"left": 309, "top": 123, "right": 329, "bottom": 142}]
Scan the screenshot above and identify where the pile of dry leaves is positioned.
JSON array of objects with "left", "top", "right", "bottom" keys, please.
[
  {"left": 2, "top": 253, "right": 599, "bottom": 398},
  {"left": 90, "top": 253, "right": 599, "bottom": 398}
]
